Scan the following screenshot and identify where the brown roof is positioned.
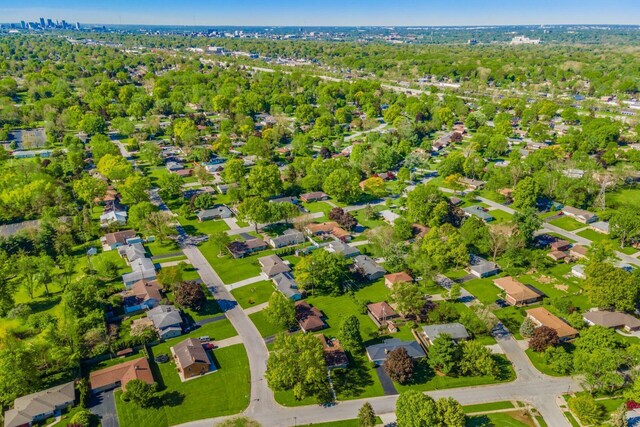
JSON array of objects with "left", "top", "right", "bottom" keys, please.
[
  {"left": 526, "top": 307, "right": 578, "bottom": 339},
  {"left": 130, "top": 280, "right": 162, "bottom": 303},
  {"left": 570, "top": 245, "right": 589, "bottom": 257},
  {"left": 316, "top": 334, "right": 349, "bottom": 369},
  {"left": 547, "top": 250, "right": 568, "bottom": 260},
  {"left": 384, "top": 272, "right": 413, "bottom": 285},
  {"left": 550, "top": 240, "right": 570, "bottom": 250},
  {"left": 172, "top": 338, "right": 210, "bottom": 371},
  {"left": 367, "top": 302, "right": 398, "bottom": 321},
  {"left": 306, "top": 222, "right": 348, "bottom": 238},
  {"left": 89, "top": 357, "right": 154, "bottom": 391},
  {"left": 583, "top": 311, "right": 640, "bottom": 330},
  {"left": 493, "top": 277, "right": 541, "bottom": 303},
  {"left": 103, "top": 229, "right": 136, "bottom": 246},
  {"left": 295, "top": 301, "right": 326, "bottom": 332}
]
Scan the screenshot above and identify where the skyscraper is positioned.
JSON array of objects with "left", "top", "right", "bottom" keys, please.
[
  {"left": 39, "top": 17, "right": 45, "bottom": 28},
  {"left": 20, "top": 21, "right": 26, "bottom": 29}
]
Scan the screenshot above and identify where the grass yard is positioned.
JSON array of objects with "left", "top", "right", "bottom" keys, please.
[
  {"left": 576, "top": 228, "right": 638, "bottom": 255},
  {"left": 525, "top": 348, "right": 566, "bottom": 377},
  {"left": 353, "top": 206, "right": 387, "bottom": 230},
  {"left": 463, "top": 401, "right": 515, "bottom": 414},
  {"left": 200, "top": 245, "right": 279, "bottom": 284},
  {"left": 231, "top": 281, "right": 275, "bottom": 309},
  {"left": 299, "top": 417, "right": 383, "bottom": 427},
  {"left": 179, "top": 216, "right": 230, "bottom": 236},
  {"left": 466, "top": 411, "right": 535, "bottom": 427},
  {"left": 493, "top": 306, "right": 526, "bottom": 339},
  {"left": 115, "top": 343, "right": 250, "bottom": 427},
  {"left": 145, "top": 239, "right": 182, "bottom": 257},
  {"left": 248, "top": 310, "right": 287, "bottom": 338},
  {"left": 609, "top": 188, "right": 640, "bottom": 210},
  {"left": 549, "top": 216, "right": 585, "bottom": 231},
  {"left": 301, "top": 201, "right": 333, "bottom": 216},
  {"left": 489, "top": 209, "right": 513, "bottom": 223},
  {"left": 394, "top": 355, "right": 515, "bottom": 394},
  {"left": 464, "top": 278, "right": 501, "bottom": 306}
]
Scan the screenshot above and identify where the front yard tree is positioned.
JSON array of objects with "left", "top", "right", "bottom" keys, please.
[
  {"left": 322, "top": 168, "right": 362, "bottom": 203},
  {"left": 174, "top": 281, "right": 207, "bottom": 311},
  {"left": 428, "top": 334, "right": 460, "bottom": 375},
  {"left": 609, "top": 206, "right": 640, "bottom": 248},
  {"left": 264, "top": 291, "right": 296, "bottom": 329},
  {"left": 358, "top": 402, "right": 376, "bottom": 427},
  {"left": 236, "top": 197, "right": 273, "bottom": 232},
  {"left": 459, "top": 341, "right": 497, "bottom": 377},
  {"left": 339, "top": 315, "right": 363, "bottom": 352},
  {"left": 209, "top": 231, "right": 231, "bottom": 257},
  {"left": 144, "top": 211, "right": 176, "bottom": 243},
  {"left": 119, "top": 174, "right": 150, "bottom": 205},
  {"left": 585, "top": 262, "right": 640, "bottom": 312},
  {"left": 158, "top": 171, "right": 184, "bottom": 199},
  {"left": 512, "top": 207, "right": 542, "bottom": 246},
  {"left": 529, "top": 326, "right": 559, "bottom": 352},
  {"left": 512, "top": 176, "right": 540, "bottom": 210},
  {"left": 395, "top": 391, "right": 440, "bottom": 427},
  {"left": 406, "top": 184, "right": 449, "bottom": 226},
  {"left": 383, "top": 347, "right": 415, "bottom": 384},
  {"left": 248, "top": 164, "right": 283, "bottom": 198},
  {"left": 73, "top": 175, "right": 107, "bottom": 208},
  {"left": 265, "top": 333, "right": 330, "bottom": 402},
  {"left": 294, "top": 250, "right": 348, "bottom": 296},
  {"left": 122, "top": 379, "right": 156, "bottom": 408},
  {"left": 568, "top": 395, "right": 604, "bottom": 426},
  {"left": 139, "top": 142, "right": 163, "bottom": 165},
  {"left": 390, "top": 282, "right": 425, "bottom": 319},
  {"left": 328, "top": 207, "right": 358, "bottom": 231},
  {"left": 519, "top": 317, "right": 536, "bottom": 338},
  {"left": 437, "top": 397, "right": 467, "bottom": 427}
]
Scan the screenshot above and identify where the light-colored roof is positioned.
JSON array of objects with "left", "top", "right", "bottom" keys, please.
[
  {"left": 259, "top": 254, "right": 291, "bottom": 276},
  {"left": 130, "top": 280, "right": 162, "bottom": 303},
  {"left": 89, "top": 357, "right": 154, "bottom": 391},
  {"left": 493, "top": 276, "right": 541, "bottom": 303},
  {"left": 526, "top": 307, "right": 578, "bottom": 339},
  {"left": 5, "top": 382, "right": 75, "bottom": 427},
  {"left": 422, "top": 323, "right": 469, "bottom": 341},
  {"left": 354, "top": 255, "right": 386, "bottom": 277},
  {"left": 172, "top": 338, "right": 210, "bottom": 371},
  {"left": 583, "top": 311, "right": 640, "bottom": 330},
  {"left": 147, "top": 305, "right": 182, "bottom": 329}
]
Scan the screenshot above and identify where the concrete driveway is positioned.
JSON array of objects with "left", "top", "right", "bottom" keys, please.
[{"left": 89, "top": 390, "right": 119, "bottom": 427}]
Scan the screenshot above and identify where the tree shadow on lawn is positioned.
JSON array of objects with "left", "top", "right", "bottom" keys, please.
[
  {"left": 465, "top": 415, "right": 495, "bottom": 427},
  {"left": 332, "top": 354, "right": 376, "bottom": 399},
  {"left": 151, "top": 390, "right": 185, "bottom": 409},
  {"left": 28, "top": 295, "right": 62, "bottom": 313},
  {"left": 180, "top": 225, "right": 202, "bottom": 236}
]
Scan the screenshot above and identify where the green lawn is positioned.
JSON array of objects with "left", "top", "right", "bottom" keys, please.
[
  {"left": 179, "top": 216, "right": 230, "bottom": 236},
  {"left": 200, "top": 245, "right": 278, "bottom": 284},
  {"left": 353, "top": 206, "right": 387, "bottom": 230},
  {"left": 576, "top": 228, "right": 638, "bottom": 255},
  {"left": 463, "top": 401, "right": 515, "bottom": 414},
  {"left": 145, "top": 240, "right": 182, "bottom": 257},
  {"left": 466, "top": 411, "right": 535, "bottom": 427},
  {"left": 493, "top": 306, "right": 526, "bottom": 339},
  {"left": 231, "top": 281, "right": 275, "bottom": 309},
  {"left": 549, "top": 216, "right": 585, "bottom": 231},
  {"left": 183, "top": 318, "right": 238, "bottom": 342},
  {"left": 394, "top": 355, "right": 515, "bottom": 393},
  {"left": 248, "top": 310, "right": 287, "bottom": 338},
  {"left": 299, "top": 417, "right": 383, "bottom": 427},
  {"left": 609, "top": 188, "right": 640, "bottom": 210},
  {"left": 464, "top": 278, "right": 501, "bottom": 305},
  {"left": 302, "top": 201, "right": 333, "bottom": 216},
  {"left": 115, "top": 343, "right": 250, "bottom": 427},
  {"left": 489, "top": 209, "right": 513, "bottom": 223},
  {"left": 525, "top": 348, "right": 566, "bottom": 377}
]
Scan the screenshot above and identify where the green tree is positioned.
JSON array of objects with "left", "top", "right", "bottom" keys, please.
[
  {"left": 437, "top": 397, "right": 466, "bottom": 427},
  {"left": 568, "top": 395, "right": 604, "bottom": 426},
  {"left": 139, "top": 142, "right": 163, "bottom": 165},
  {"left": 119, "top": 174, "right": 150, "bottom": 205},
  {"left": 223, "top": 159, "right": 246, "bottom": 184},
  {"left": 294, "top": 250, "right": 348, "bottom": 296},
  {"left": 512, "top": 176, "right": 540, "bottom": 210},
  {"left": 128, "top": 202, "right": 159, "bottom": 230},
  {"left": 158, "top": 171, "right": 184, "bottom": 199},
  {"left": 585, "top": 262, "right": 640, "bottom": 311},
  {"left": 390, "top": 282, "right": 425, "bottom": 318},
  {"left": 406, "top": 184, "right": 449, "bottom": 226},
  {"left": 339, "top": 315, "right": 364, "bottom": 352},
  {"left": 121, "top": 379, "right": 156, "bottom": 408},
  {"left": 459, "top": 341, "right": 497, "bottom": 377},
  {"left": 322, "top": 169, "right": 361, "bottom": 203},
  {"left": 358, "top": 402, "right": 376, "bottom": 427},
  {"left": 395, "top": 391, "right": 441, "bottom": 427},
  {"left": 247, "top": 164, "right": 283, "bottom": 198},
  {"left": 73, "top": 175, "right": 108, "bottom": 207},
  {"left": 97, "top": 154, "right": 133, "bottom": 181},
  {"left": 610, "top": 207, "right": 640, "bottom": 248},
  {"left": 428, "top": 334, "right": 460, "bottom": 375},
  {"left": 265, "top": 333, "right": 329, "bottom": 402},
  {"left": 264, "top": 291, "right": 296, "bottom": 329}
]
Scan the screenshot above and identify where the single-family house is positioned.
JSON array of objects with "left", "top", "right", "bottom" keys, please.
[
  {"left": 384, "top": 272, "right": 413, "bottom": 288},
  {"left": 305, "top": 222, "right": 351, "bottom": 242},
  {"left": 172, "top": 338, "right": 213, "bottom": 380},
  {"left": 526, "top": 307, "right": 578, "bottom": 341},
  {"left": 493, "top": 276, "right": 543, "bottom": 306},
  {"left": 547, "top": 250, "right": 568, "bottom": 262},
  {"left": 316, "top": 335, "right": 349, "bottom": 370},
  {"left": 268, "top": 229, "right": 305, "bottom": 248},
  {"left": 419, "top": 323, "right": 469, "bottom": 346},
  {"left": 122, "top": 257, "right": 156, "bottom": 288},
  {"left": 572, "top": 264, "right": 587, "bottom": 279},
  {"left": 101, "top": 229, "right": 137, "bottom": 251},
  {"left": 300, "top": 192, "right": 328, "bottom": 203},
  {"left": 583, "top": 310, "right": 640, "bottom": 332},
  {"left": 367, "top": 302, "right": 399, "bottom": 326},
  {"left": 324, "top": 240, "right": 360, "bottom": 258},
  {"left": 562, "top": 206, "right": 598, "bottom": 224},
  {"left": 366, "top": 338, "right": 426, "bottom": 365},
  {"left": 295, "top": 301, "right": 327, "bottom": 333},
  {"left": 89, "top": 358, "right": 154, "bottom": 393},
  {"left": 270, "top": 196, "right": 299, "bottom": 205},
  {"left": 226, "top": 238, "right": 268, "bottom": 258},
  {"left": 123, "top": 280, "right": 163, "bottom": 313},
  {"left": 4, "top": 382, "right": 75, "bottom": 427},
  {"left": 147, "top": 305, "right": 183, "bottom": 339},
  {"left": 463, "top": 206, "right": 494, "bottom": 223},
  {"left": 353, "top": 255, "right": 386, "bottom": 281},
  {"left": 216, "top": 183, "right": 238, "bottom": 194},
  {"left": 550, "top": 240, "right": 571, "bottom": 252},
  {"left": 259, "top": 255, "right": 291, "bottom": 278},
  {"left": 165, "top": 161, "right": 183, "bottom": 171},
  {"left": 570, "top": 245, "right": 589, "bottom": 259},
  {"left": 196, "top": 205, "right": 233, "bottom": 221},
  {"left": 468, "top": 255, "right": 500, "bottom": 278},
  {"left": 458, "top": 177, "right": 486, "bottom": 190},
  {"left": 118, "top": 242, "right": 147, "bottom": 263},
  {"left": 589, "top": 221, "right": 610, "bottom": 234},
  {"left": 272, "top": 272, "right": 303, "bottom": 301},
  {"left": 100, "top": 210, "right": 127, "bottom": 227}
]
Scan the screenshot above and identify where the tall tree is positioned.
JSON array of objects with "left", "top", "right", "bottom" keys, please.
[
  {"left": 264, "top": 291, "right": 296, "bottom": 329},
  {"left": 339, "top": 315, "right": 364, "bottom": 352}
]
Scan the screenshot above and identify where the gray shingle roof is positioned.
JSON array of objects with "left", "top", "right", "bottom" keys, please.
[{"left": 366, "top": 338, "right": 426, "bottom": 363}]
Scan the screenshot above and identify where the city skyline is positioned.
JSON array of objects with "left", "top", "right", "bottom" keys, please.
[{"left": 2, "top": 0, "right": 640, "bottom": 26}]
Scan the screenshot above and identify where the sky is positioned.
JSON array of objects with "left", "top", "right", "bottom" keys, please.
[{"left": 2, "top": 0, "right": 639, "bottom": 26}]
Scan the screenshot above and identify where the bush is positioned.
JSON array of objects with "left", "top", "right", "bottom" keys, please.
[
  {"left": 7, "top": 304, "right": 32, "bottom": 319},
  {"left": 69, "top": 409, "right": 94, "bottom": 427},
  {"left": 174, "top": 281, "right": 207, "bottom": 311},
  {"left": 569, "top": 395, "right": 604, "bottom": 425},
  {"left": 529, "top": 326, "right": 559, "bottom": 352}
]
